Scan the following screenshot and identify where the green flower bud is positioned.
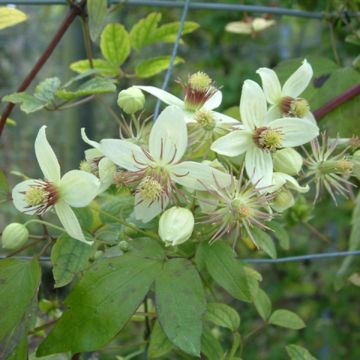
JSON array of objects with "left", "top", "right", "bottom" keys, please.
[
  {"left": 271, "top": 189, "right": 295, "bottom": 212},
  {"left": 119, "top": 240, "right": 129, "bottom": 252},
  {"left": 158, "top": 207, "right": 194, "bottom": 246},
  {"left": 117, "top": 86, "right": 145, "bottom": 114},
  {"left": 1, "top": 223, "right": 29, "bottom": 250},
  {"left": 273, "top": 148, "right": 303, "bottom": 175}
]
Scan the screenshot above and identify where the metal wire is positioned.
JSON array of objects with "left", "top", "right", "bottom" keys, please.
[{"left": 1, "top": 0, "right": 359, "bottom": 20}]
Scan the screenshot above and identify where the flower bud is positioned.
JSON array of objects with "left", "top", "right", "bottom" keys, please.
[
  {"left": 271, "top": 189, "right": 295, "bottom": 212},
  {"left": 273, "top": 148, "right": 303, "bottom": 175},
  {"left": 158, "top": 207, "right": 194, "bottom": 246},
  {"left": 117, "top": 87, "right": 145, "bottom": 114},
  {"left": 1, "top": 223, "right": 29, "bottom": 250}
]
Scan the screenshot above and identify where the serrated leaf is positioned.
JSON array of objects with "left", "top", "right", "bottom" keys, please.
[
  {"left": 148, "top": 321, "right": 173, "bottom": 359},
  {"left": 51, "top": 233, "right": 96, "bottom": 288},
  {"left": 100, "top": 23, "right": 130, "bottom": 66},
  {"left": 155, "top": 258, "right": 206, "bottom": 357},
  {"left": 253, "top": 288, "right": 272, "bottom": 321},
  {"left": 204, "top": 302, "right": 240, "bottom": 331},
  {"left": 0, "top": 259, "right": 41, "bottom": 341},
  {"left": 285, "top": 344, "right": 318, "bottom": 360},
  {"left": 135, "top": 56, "right": 184, "bottom": 78},
  {"left": 268, "top": 221, "right": 290, "bottom": 250},
  {"left": 88, "top": 0, "right": 108, "bottom": 42},
  {"left": 69, "top": 59, "right": 119, "bottom": 76},
  {"left": 269, "top": 309, "right": 305, "bottom": 330},
  {"left": 0, "top": 8, "right": 27, "bottom": 30},
  {"left": 252, "top": 228, "right": 277, "bottom": 259},
  {"left": 201, "top": 328, "right": 224, "bottom": 360},
  {"left": 37, "top": 255, "right": 161, "bottom": 356},
  {"left": 198, "top": 242, "right": 251, "bottom": 302}
]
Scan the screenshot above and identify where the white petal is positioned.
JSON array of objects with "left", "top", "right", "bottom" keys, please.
[
  {"left": 265, "top": 104, "right": 282, "bottom": 122},
  {"left": 269, "top": 117, "right": 319, "bottom": 147},
  {"left": 203, "top": 90, "right": 222, "bottom": 110},
  {"left": 54, "top": 201, "right": 93, "bottom": 244},
  {"left": 98, "top": 158, "right": 116, "bottom": 193},
  {"left": 282, "top": 59, "right": 313, "bottom": 98},
  {"left": 225, "top": 21, "right": 252, "bottom": 34},
  {"left": 183, "top": 111, "right": 197, "bottom": 124},
  {"left": 85, "top": 148, "right": 102, "bottom": 162},
  {"left": 256, "top": 67, "right": 282, "bottom": 104},
  {"left": 134, "top": 192, "right": 168, "bottom": 223},
  {"left": 245, "top": 146, "right": 273, "bottom": 188},
  {"left": 35, "top": 126, "right": 61, "bottom": 183},
  {"left": 81, "top": 128, "right": 100, "bottom": 150},
  {"left": 60, "top": 170, "right": 100, "bottom": 207},
  {"left": 272, "top": 172, "right": 309, "bottom": 193},
  {"left": 135, "top": 85, "right": 184, "bottom": 107},
  {"left": 213, "top": 111, "right": 241, "bottom": 125},
  {"left": 304, "top": 111, "right": 317, "bottom": 125},
  {"left": 100, "top": 139, "right": 150, "bottom": 171},
  {"left": 211, "top": 130, "right": 252, "bottom": 157},
  {"left": 240, "top": 80, "right": 268, "bottom": 129},
  {"left": 149, "top": 106, "right": 187, "bottom": 164},
  {"left": 169, "top": 161, "right": 231, "bottom": 191}
]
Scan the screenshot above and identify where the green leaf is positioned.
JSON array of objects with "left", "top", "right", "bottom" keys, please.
[
  {"left": 253, "top": 288, "right": 272, "bottom": 321},
  {"left": 0, "top": 259, "right": 41, "bottom": 341},
  {"left": 87, "top": 0, "right": 108, "bottom": 42},
  {"left": 152, "top": 21, "right": 199, "bottom": 43},
  {"left": 69, "top": 59, "right": 119, "bottom": 76},
  {"left": 204, "top": 302, "right": 240, "bottom": 331},
  {"left": 100, "top": 23, "right": 130, "bottom": 66},
  {"left": 199, "top": 242, "right": 251, "bottom": 302},
  {"left": 7, "top": 335, "right": 28, "bottom": 360},
  {"left": 252, "top": 228, "right": 277, "bottom": 259},
  {"left": 285, "top": 344, "right": 318, "bottom": 360},
  {"left": 130, "top": 12, "right": 162, "bottom": 51},
  {"left": 268, "top": 221, "right": 290, "bottom": 250},
  {"left": 99, "top": 193, "right": 134, "bottom": 223},
  {"left": 135, "top": 56, "right": 184, "bottom": 78},
  {"left": 3, "top": 93, "right": 47, "bottom": 113},
  {"left": 95, "top": 223, "right": 123, "bottom": 244},
  {"left": 201, "top": 328, "right": 224, "bottom": 360},
  {"left": 155, "top": 258, "right": 206, "bottom": 356},
  {"left": 51, "top": 233, "right": 96, "bottom": 288},
  {"left": 148, "top": 321, "right": 173, "bottom": 359},
  {"left": 34, "top": 77, "right": 61, "bottom": 103},
  {"left": 55, "top": 77, "right": 116, "bottom": 100},
  {"left": 269, "top": 310, "right": 305, "bottom": 330},
  {"left": 228, "top": 332, "right": 242, "bottom": 359},
  {"left": 0, "top": 8, "right": 27, "bottom": 30},
  {"left": 0, "top": 169, "right": 9, "bottom": 195},
  {"left": 37, "top": 255, "right": 161, "bottom": 356}
]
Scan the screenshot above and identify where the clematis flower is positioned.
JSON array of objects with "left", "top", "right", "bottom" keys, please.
[
  {"left": 226, "top": 17, "right": 275, "bottom": 36},
  {"left": 100, "top": 106, "right": 231, "bottom": 223},
  {"left": 136, "top": 71, "right": 239, "bottom": 126},
  {"left": 256, "top": 59, "right": 316, "bottom": 123},
  {"left": 211, "top": 80, "right": 319, "bottom": 188},
  {"left": 12, "top": 126, "right": 100, "bottom": 244}
]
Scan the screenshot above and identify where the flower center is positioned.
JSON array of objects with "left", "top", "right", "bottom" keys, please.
[
  {"left": 253, "top": 127, "right": 283, "bottom": 151},
  {"left": 23, "top": 182, "right": 59, "bottom": 214},
  {"left": 194, "top": 109, "right": 216, "bottom": 131},
  {"left": 188, "top": 72, "right": 212, "bottom": 92},
  {"left": 80, "top": 160, "right": 92, "bottom": 173},
  {"left": 25, "top": 187, "right": 47, "bottom": 206},
  {"left": 318, "top": 159, "right": 353, "bottom": 174},
  {"left": 281, "top": 96, "right": 309, "bottom": 118},
  {"left": 231, "top": 198, "right": 253, "bottom": 220},
  {"left": 138, "top": 176, "right": 163, "bottom": 203}
]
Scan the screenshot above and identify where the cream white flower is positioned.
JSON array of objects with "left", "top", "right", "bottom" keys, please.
[
  {"left": 226, "top": 18, "right": 275, "bottom": 35},
  {"left": 256, "top": 59, "right": 316, "bottom": 123},
  {"left": 12, "top": 126, "right": 100, "bottom": 244},
  {"left": 100, "top": 106, "right": 231, "bottom": 222},
  {"left": 211, "top": 80, "right": 319, "bottom": 188}
]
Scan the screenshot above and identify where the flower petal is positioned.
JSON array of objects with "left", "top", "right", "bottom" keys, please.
[
  {"left": 213, "top": 111, "right": 242, "bottom": 125},
  {"left": 272, "top": 172, "right": 309, "bottom": 193},
  {"left": 240, "top": 80, "right": 268, "bottom": 129},
  {"left": 245, "top": 146, "right": 273, "bottom": 188},
  {"left": 85, "top": 148, "right": 102, "bottom": 162},
  {"left": 60, "top": 170, "right": 100, "bottom": 207},
  {"left": 81, "top": 128, "right": 100, "bottom": 151},
  {"left": 269, "top": 117, "right": 319, "bottom": 147},
  {"left": 135, "top": 85, "right": 184, "bottom": 107},
  {"left": 256, "top": 67, "right": 282, "bottom": 104},
  {"left": 304, "top": 111, "right": 317, "bottom": 125},
  {"left": 265, "top": 104, "right": 282, "bottom": 122},
  {"left": 149, "top": 106, "right": 188, "bottom": 164},
  {"left": 35, "top": 126, "right": 61, "bottom": 183},
  {"left": 54, "top": 201, "right": 93, "bottom": 244},
  {"left": 134, "top": 192, "right": 168, "bottom": 223},
  {"left": 100, "top": 139, "right": 150, "bottom": 171},
  {"left": 169, "top": 161, "right": 231, "bottom": 191},
  {"left": 282, "top": 59, "right": 313, "bottom": 98},
  {"left": 98, "top": 158, "right": 116, "bottom": 193},
  {"left": 211, "top": 130, "right": 252, "bottom": 157},
  {"left": 203, "top": 90, "right": 222, "bottom": 110}
]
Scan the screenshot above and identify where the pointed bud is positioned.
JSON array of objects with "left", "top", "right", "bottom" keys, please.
[
  {"left": 273, "top": 148, "right": 303, "bottom": 175},
  {"left": 1, "top": 223, "right": 29, "bottom": 250},
  {"left": 117, "top": 87, "right": 145, "bottom": 114},
  {"left": 158, "top": 207, "right": 194, "bottom": 246},
  {"left": 271, "top": 189, "right": 295, "bottom": 212}
]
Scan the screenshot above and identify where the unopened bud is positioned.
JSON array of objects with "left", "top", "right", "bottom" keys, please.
[
  {"left": 1, "top": 223, "right": 29, "bottom": 250},
  {"left": 119, "top": 240, "right": 129, "bottom": 252},
  {"left": 271, "top": 189, "right": 295, "bottom": 212},
  {"left": 158, "top": 207, "right": 194, "bottom": 246},
  {"left": 273, "top": 148, "right": 303, "bottom": 175},
  {"left": 117, "top": 87, "right": 145, "bottom": 114}
]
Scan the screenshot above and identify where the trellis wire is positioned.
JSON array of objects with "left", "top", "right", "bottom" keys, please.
[{"left": 1, "top": 0, "right": 360, "bottom": 20}]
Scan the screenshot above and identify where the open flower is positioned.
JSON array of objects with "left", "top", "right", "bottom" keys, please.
[
  {"left": 256, "top": 59, "right": 316, "bottom": 123},
  {"left": 136, "top": 71, "right": 239, "bottom": 126},
  {"left": 100, "top": 106, "right": 231, "bottom": 222},
  {"left": 12, "top": 126, "right": 100, "bottom": 244},
  {"left": 211, "top": 80, "right": 319, "bottom": 187}
]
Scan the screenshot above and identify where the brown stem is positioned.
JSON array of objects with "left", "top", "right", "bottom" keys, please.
[
  {"left": 0, "top": 4, "right": 85, "bottom": 138},
  {"left": 314, "top": 83, "right": 360, "bottom": 121}
]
